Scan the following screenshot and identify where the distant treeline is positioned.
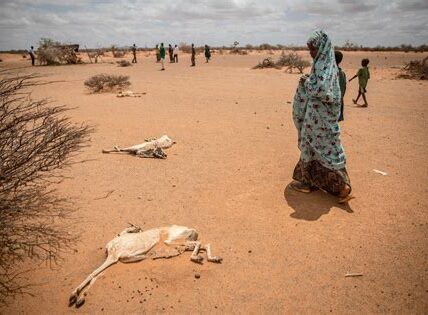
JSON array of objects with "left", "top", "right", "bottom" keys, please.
[{"left": 2, "top": 42, "right": 427, "bottom": 53}]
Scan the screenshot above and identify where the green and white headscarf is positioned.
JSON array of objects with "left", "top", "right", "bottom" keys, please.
[{"left": 305, "top": 30, "right": 341, "bottom": 105}]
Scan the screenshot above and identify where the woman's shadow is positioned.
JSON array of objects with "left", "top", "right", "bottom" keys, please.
[{"left": 284, "top": 183, "right": 353, "bottom": 221}]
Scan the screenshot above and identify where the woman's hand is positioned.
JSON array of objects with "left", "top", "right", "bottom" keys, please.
[{"left": 299, "top": 74, "right": 309, "bottom": 86}]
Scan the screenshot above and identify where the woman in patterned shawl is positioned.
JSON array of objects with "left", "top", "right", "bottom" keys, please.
[{"left": 291, "top": 30, "right": 353, "bottom": 203}]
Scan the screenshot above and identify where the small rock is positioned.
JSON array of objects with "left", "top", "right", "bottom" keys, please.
[
  {"left": 248, "top": 250, "right": 252, "bottom": 253},
  {"left": 235, "top": 101, "right": 238, "bottom": 104},
  {"left": 266, "top": 126, "right": 270, "bottom": 129},
  {"left": 194, "top": 273, "right": 201, "bottom": 279},
  {"left": 172, "top": 185, "right": 176, "bottom": 187}
]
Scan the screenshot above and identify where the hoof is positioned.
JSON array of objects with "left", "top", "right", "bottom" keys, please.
[
  {"left": 191, "top": 255, "right": 204, "bottom": 264},
  {"left": 68, "top": 294, "right": 77, "bottom": 307},
  {"left": 208, "top": 256, "right": 223, "bottom": 263},
  {"left": 75, "top": 297, "right": 85, "bottom": 308}
]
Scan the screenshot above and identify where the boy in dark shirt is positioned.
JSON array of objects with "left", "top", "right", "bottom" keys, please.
[
  {"left": 131, "top": 44, "right": 137, "bottom": 63},
  {"left": 335, "top": 51, "right": 346, "bottom": 121},
  {"left": 191, "top": 43, "right": 196, "bottom": 67}
]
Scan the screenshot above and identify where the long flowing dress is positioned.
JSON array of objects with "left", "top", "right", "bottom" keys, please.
[{"left": 292, "top": 30, "right": 351, "bottom": 195}]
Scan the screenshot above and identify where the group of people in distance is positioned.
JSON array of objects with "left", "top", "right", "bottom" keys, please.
[
  {"left": 291, "top": 30, "right": 370, "bottom": 204},
  {"left": 149, "top": 43, "right": 211, "bottom": 70}
]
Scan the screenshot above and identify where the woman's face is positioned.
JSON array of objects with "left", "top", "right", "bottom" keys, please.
[{"left": 307, "top": 42, "right": 318, "bottom": 59}]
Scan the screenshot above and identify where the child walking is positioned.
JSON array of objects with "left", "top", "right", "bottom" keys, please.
[
  {"left": 335, "top": 51, "right": 346, "bottom": 121},
  {"left": 349, "top": 58, "right": 370, "bottom": 107}
]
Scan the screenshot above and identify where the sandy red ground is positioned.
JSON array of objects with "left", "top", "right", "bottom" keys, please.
[{"left": 1, "top": 50, "right": 427, "bottom": 314}]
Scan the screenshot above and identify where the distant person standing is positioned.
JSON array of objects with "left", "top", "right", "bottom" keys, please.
[
  {"left": 204, "top": 45, "right": 211, "bottom": 63},
  {"left": 29, "top": 45, "right": 36, "bottom": 66},
  {"left": 155, "top": 44, "right": 161, "bottom": 63},
  {"left": 335, "top": 51, "right": 346, "bottom": 121},
  {"left": 131, "top": 43, "right": 137, "bottom": 63},
  {"left": 159, "top": 43, "right": 166, "bottom": 70},
  {"left": 191, "top": 43, "right": 196, "bottom": 67},
  {"left": 173, "top": 45, "right": 179, "bottom": 63},
  {"left": 349, "top": 58, "right": 370, "bottom": 107},
  {"left": 168, "top": 44, "right": 174, "bottom": 63}
]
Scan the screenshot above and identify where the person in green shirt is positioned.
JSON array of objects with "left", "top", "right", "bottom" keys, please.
[
  {"left": 159, "top": 43, "right": 166, "bottom": 70},
  {"left": 349, "top": 58, "right": 370, "bottom": 107},
  {"left": 335, "top": 50, "right": 346, "bottom": 121}
]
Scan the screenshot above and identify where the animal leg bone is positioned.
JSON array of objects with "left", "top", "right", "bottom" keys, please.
[
  {"left": 188, "top": 241, "right": 203, "bottom": 263},
  {"left": 201, "top": 244, "right": 223, "bottom": 263},
  {"left": 69, "top": 256, "right": 118, "bottom": 307}
]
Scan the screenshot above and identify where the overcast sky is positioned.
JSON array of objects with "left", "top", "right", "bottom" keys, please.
[{"left": 0, "top": 0, "right": 427, "bottom": 50}]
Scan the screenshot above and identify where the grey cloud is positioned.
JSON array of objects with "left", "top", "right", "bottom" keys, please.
[
  {"left": 395, "top": 0, "right": 428, "bottom": 11},
  {"left": 0, "top": 0, "right": 427, "bottom": 50}
]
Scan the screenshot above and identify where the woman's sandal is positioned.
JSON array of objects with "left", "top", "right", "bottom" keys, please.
[
  {"left": 289, "top": 181, "right": 312, "bottom": 193},
  {"left": 338, "top": 194, "right": 355, "bottom": 204},
  {"left": 338, "top": 185, "right": 355, "bottom": 204}
]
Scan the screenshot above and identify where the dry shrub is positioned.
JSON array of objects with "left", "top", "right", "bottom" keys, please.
[
  {"left": 37, "top": 38, "right": 80, "bottom": 65},
  {"left": 229, "top": 49, "right": 248, "bottom": 55},
  {"left": 87, "top": 50, "right": 104, "bottom": 63},
  {"left": 117, "top": 60, "right": 131, "bottom": 67},
  {"left": 84, "top": 74, "right": 130, "bottom": 93},
  {"left": 0, "top": 71, "right": 92, "bottom": 303},
  {"left": 111, "top": 46, "right": 125, "bottom": 58},
  {"left": 253, "top": 52, "right": 310, "bottom": 73},
  {"left": 253, "top": 57, "right": 281, "bottom": 69},
  {"left": 397, "top": 56, "right": 428, "bottom": 80},
  {"left": 293, "top": 59, "right": 311, "bottom": 74},
  {"left": 179, "top": 43, "right": 192, "bottom": 53}
]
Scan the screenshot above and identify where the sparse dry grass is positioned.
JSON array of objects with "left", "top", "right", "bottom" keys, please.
[{"left": 116, "top": 60, "right": 131, "bottom": 67}]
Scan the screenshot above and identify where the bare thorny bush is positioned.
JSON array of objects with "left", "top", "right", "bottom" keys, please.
[
  {"left": 84, "top": 74, "right": 131, "bottom": 93},
  {"left": 398, "top": 56, "right": 428, "bottom": 80},
  {"left": 253, "top": 52, "right": 311, "bottom": 73},
  {"left": 0, "top": 70, "right": 92, "bottom": 304}
]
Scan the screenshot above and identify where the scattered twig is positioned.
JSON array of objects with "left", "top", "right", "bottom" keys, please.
[
  {"left": 94, "top": 190, "right": 115, "bottom": 200},
  {"left": 345, "top": 273, "right": 363, "bottom": 277},
  {"left": 373, "top": 169, "right": 388, "bottom": 176}
]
